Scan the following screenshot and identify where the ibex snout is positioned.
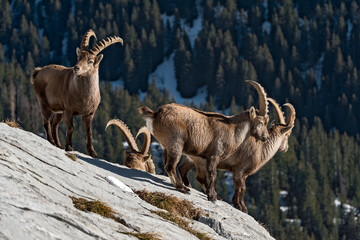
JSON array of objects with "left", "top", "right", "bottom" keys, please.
[
  {"left": 73, "top": 65, "right": 80, "bottom": 73},
  {"left": 279, "top": 143, "right": 288, "bottom": 153}
]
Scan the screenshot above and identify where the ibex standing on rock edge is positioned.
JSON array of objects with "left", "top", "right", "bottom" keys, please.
[
  {"left": 179, "top": 98, "right": 295, "bottom": 213},
  {"left": 139, "top": 81, "right": 270, "bottom": 202},
  {"left": 31, "top": 29, "right": 123, "bottom": 158},
  {"left": 105, "top": 119, "right": 155, "bottom": 174}
]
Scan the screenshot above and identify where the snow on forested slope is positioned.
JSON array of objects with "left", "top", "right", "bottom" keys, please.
[
  {"left": 146, "top": 53, "right": 208, "bottom": 106},
  {"left": 113, "top": 0, "right": 207, "bottom": 106},
  {"left": 148, "top": 0, "right": 206, "bottom": 105}
]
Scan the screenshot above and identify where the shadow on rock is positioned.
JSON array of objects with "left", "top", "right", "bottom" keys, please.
[{"left": 77, "top": 155, "right": 175, "bottom": 191}]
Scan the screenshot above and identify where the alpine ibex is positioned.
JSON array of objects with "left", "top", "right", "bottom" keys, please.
[
  {"left": 178, "top": 98, "right": 296, "bottom": 213},
  {"left": 105, "top": 119, "right": 155, "bottom": 174},
  {"left": 139, "top": 81, "right": 270, "bottom": 202},
  {"left": 30, "top": 29, "right": 123, "bottom": 158}
]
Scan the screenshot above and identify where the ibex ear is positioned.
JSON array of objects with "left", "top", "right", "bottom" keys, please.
[
  {"left": 249, "top": 106, "right": 257, "bottom": 120},
  {"left": 143, "top": 155, "right": 151, "bottom": 162},
  {"left": 281, "top": 125, "right": 294, "bottom": 135},
  {"left": 94, "top": 54, "right": 103, "bottom": 66},
  {"left": 76, "top": 47, "right": 80, "bottom": 57},
  {"left": 270, "top": 120, "right": 276, "bottom": 127}
]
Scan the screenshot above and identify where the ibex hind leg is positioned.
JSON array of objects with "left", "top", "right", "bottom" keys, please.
[
  {"left": 51, "top": 113, "right": 63, "bottom": 148},
  {"left": 164, "top": 148, "right": 190, "bottom": 193}
]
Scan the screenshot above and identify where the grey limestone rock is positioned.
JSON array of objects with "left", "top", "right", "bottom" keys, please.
[{"left": 0, "top": 123, "right": 274, "bottom": 240}]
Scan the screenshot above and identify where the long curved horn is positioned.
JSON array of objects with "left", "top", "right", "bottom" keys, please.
[
  {"left": 283, "top": 103, "right": 296, "bottom": 126},
  {"left": 267, "top": 98, "right": 285, "bottom": 124},
  {"left": 89, "top": 36, "right": 123, "bottom": 55},
  {"left": 80, "top": 29, "right": 97, "bottom": 50},
  {"left": 105, "top": 119, "right": 139, "bottom": 152},
  {"left": 135, "top": 127, "right": 151, "bottom": 155},
  {"left": 246, "top": 80, "right": 268, "bottom": 116}
]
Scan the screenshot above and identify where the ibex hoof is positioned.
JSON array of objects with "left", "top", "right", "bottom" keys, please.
[
  {"left": 65, "top": 145, "right": 73, "bottom": 151},
  {"left": 207, "top": 194, "right": 217, "bottom": 203},
  {"left": 177, "top": 186, "right": 190, "bottom": 194},
  {"left": 234, "top": 204, "right": 248, "bottom": 213},
  {"left": 88, "top": 149, "right": 98, "bottom": 158},
  {"left": 234, "top": 204, "right": 241, "bottom": 210},
  {"left": 241, "top": 206, "right": 248, "bottom": 213}
]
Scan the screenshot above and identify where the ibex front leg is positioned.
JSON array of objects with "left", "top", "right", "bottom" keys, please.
[
  {"left": 178, "top": 156, "right": 196, "bottom": 187},
  {"left": 82, "top": 113, "right": 98, "bottom": 158},
  {"left": 206, "top": 156, "right": 220, "bottom": 202},
  {"left": 232, "top": 171, "right": 242, "bottom": 210},
  {"left": 64, "top": 111, "right": 74, "bottom": 152},
  {"left": 239, "top": 176, "right": 248, "bottom": 213}
]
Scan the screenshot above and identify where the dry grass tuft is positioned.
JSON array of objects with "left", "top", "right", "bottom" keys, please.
[
  {"left": 259, "top": 221, "right": 270, "bottom": 233},
  {"left": 70, "top": 196, "right": 123, "bottom": 223},
  {"left": 153, "top": 211, "right": 212, "bottom": 240},
  {"left": 135, "top": 190, "right": 213, "bottom": 240},
  {"left": 134, "top": 190, "right": 203, "bottom": 220},
  {"left": 3, "top": 119, "right": 22, "bottom": 129},
  {"left": 121, "top": 232, "right": 161, "bottom": 240},
  {"left": 70, "top": 196, "right": 161, "bottom": 239},
  {"left": 65, "top": 153, "right": 77, "bottom": 161}
]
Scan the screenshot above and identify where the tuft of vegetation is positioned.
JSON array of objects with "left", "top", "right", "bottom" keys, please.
[
  {"left": 3, "top": 119, "right": 22, "bottom": 129},
  {"left": 152, "top": 210, "right": 212, "bottom": 240},
  {"left": 70, "top": 196, "right": 161, "bottom": 239},
  {"left": 65, "top": 153, "right": 77, "bottom": 161},
  {"left": 70, "top": 196, "right": 122, "bottom": 223},
  {"left": 134, "top": 190, "right": 203, "bottom": 220},
  {"left": 120, "top": 232, "right": 161, "bottom": 240},
  {"left": 135, "top": 190, "right": 212, "bottom": 240}
]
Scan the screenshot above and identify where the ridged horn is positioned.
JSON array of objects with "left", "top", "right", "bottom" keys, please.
[
  {"left": 246, "top": 80, "right": 268, "bottom": 116},
  {"left": 135, "top": 127, "right": 151, "bottom": 155},
  {"left": 267, "top": 98, "right": 285, "bottom": 125},
  {"left": 284, "top": 103, "right": 296, "bottom": 126},
  {"left": 105, "top": 119, "right": 139, "bottom": 152},
  {"left": 89, "top": 36, "right": 123, "bottom": 55},
  {"left": 80, "top": 29, "right": 97, "bottom": 50}
]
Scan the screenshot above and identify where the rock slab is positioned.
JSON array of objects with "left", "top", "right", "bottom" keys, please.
[{"left": 0, "top": 123, "right": 274, "bottom": 240}]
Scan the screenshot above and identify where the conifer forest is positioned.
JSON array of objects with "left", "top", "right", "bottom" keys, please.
[{"left": 1, "top": 0, "right": 360, "bottom": 239}]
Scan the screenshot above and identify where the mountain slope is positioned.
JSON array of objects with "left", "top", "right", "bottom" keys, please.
[{"left": 0, "top": 123, "right": 273, "bottom": 240}]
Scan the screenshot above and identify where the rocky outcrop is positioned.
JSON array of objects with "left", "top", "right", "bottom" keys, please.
[{"left": 0, "top": 123, "right": 274, "bottom": 240}]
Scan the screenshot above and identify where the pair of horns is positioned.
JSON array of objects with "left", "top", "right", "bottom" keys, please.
[
  {"left": 105, "top": 119, "right": 151, "bottom": 155},
  {"left": 80, "top": 29, "right": 124, "bottom": 55},
  {"left": 246, "top": 80, "right": 295, "bottom": 126},
  {"left": 267, "top": 98, "right": 296, "bottom": 127}
]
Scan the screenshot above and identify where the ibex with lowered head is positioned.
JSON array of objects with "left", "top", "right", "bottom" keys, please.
[
  {"left": 31, "top": 29, "right": 123, "bottom": 158},
  {"left": 179, "top": 98, "right": 295, "bottom": 212},
  {"left": 106, "top": 119, "right": 155, "bottom": 174},
  {"left": 139, "top": 81, "right": 270, "bottom": 202}
]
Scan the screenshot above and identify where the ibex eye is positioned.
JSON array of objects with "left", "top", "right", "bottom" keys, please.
[{"left": 88, "top": 61, "right": 94, "bottom": 64}]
